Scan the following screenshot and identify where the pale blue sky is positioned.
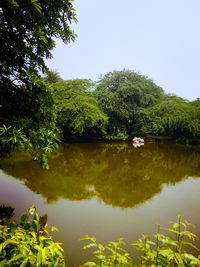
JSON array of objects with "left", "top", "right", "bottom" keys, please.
[{"left": 47, "top": 0, "right": 200, "bottom": 101}]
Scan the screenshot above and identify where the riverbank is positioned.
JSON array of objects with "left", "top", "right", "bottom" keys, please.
[{"left": 61, "top": 135, "right": 200, "bottom": 145}]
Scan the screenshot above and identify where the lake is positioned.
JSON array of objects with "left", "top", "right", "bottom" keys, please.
[{"left": 0, "top": 142, "right": 200, "bottom": 266}]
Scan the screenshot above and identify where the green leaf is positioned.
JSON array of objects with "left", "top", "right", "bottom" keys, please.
[
  {"left": 0, "top": 260, "right": 7, "bottom": 267},
  {"left": 82, "top": 243, "right": 97, "bottom": 250},
  {"left": 30, "top": 0, "right": 42, "bottom": 13},
  {"left": 51, "top": 226, "right": 59, "bottom": 232},
  {"left": 83, "top": 262, "right": 97, "bottom": 267},
  {"left": 7, "top": 254, "right": 23, "bottom": 264}
]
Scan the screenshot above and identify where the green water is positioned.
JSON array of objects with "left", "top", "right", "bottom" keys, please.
[{"left": 0, "top": 142, "right": 200, "bottom": 266}]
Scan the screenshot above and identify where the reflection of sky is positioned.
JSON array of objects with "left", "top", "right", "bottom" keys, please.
[
  {"left": 47, "top": 0, "right": 200, "bottom": 101},
  {"left": 0, "top": 170, "right": 200, "bottom": 267}
]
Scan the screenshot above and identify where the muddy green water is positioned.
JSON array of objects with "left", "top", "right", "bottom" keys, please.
[{"left": 0, "top": 142, "right": 200, "bottom": 266}]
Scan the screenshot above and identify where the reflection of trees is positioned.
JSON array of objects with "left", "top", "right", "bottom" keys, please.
[{"left": 0, "top": 143, "right": 200, "bottom": 208}]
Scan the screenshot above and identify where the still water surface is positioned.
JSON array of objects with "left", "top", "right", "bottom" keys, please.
[{"left": 0, "top": 142, "right": 200, "bottom": 266}]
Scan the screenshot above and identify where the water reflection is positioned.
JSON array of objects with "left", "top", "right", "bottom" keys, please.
[{"left": 0, "top": 142, "right": 200, "bottom": 208}]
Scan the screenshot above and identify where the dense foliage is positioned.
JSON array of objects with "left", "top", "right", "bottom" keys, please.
[
  {"left": 94, "top": 70, "right": 200, "bottom": 141},
  {"left": 0, "top": 0, "right": 76, "bottom": 90},
  {"left": 95, "top": 70, "right": 165, "bottom": 139},
  {"left": 49, "top": 70, "right": 200, "bottom": 143},
  {"left": 0, "top": 0, "right": 76, "bottom": 166},
  {"left": 133, "top": 96, "right": 200, "bottom": 140},
  {"left": 52, "top": 79, "right": 108, "bottom": 140},
  {"left": 0, "top": 206, "right": 65, "bottom": 266},
  {"left": 0, "top": 76, "right": 60, "bottom": 168}
]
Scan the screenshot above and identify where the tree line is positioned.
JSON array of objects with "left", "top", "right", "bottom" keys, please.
[{"left": 50, "top": 69, "right": 200, "bottom": 142}]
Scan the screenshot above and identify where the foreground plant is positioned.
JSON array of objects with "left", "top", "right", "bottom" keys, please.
[
  {"left": 1, "top": 210, "right": 199, "bottom": 267},
  {"left": 81, "top": 215, "right": 200, "bottom": 267},
  {"left": 0, "top": 206, "right": 65, "bottom": 266},
  {"left": 80, "top": 236, "right": 132, "bottom": 267}
]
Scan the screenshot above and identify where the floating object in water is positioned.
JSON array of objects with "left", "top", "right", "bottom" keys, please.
[
  {"left": 132, "top": 137, "right": 144, "bottom": 147},
  {"left": 132, "top": 137, "right": 144, "bottom": 142}
]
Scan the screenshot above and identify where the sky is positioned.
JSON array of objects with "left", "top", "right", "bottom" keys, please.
[{"left": 46, "top": 0, "right": 200, "bottom": 101}]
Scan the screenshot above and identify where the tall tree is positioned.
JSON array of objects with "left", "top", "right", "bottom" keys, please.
[
  {"left": 0, "top": 0, "right": 77, "bottom": 167},
  {"left": 0, "top": 0, "right": 76, "bottom": 92},
  {"left": 0, "top": 0, "right": 76, "bottom": 120},
  {"left": 95, "top": 69, "right": 164, "bottom": 138}
]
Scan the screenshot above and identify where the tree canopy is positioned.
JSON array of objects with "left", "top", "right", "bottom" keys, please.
[
  {"left": 95, "top": 70, "right": 165, "bottom": 138},
  {"left": 0, "top": 0, "right": 76, "bottom": 92},
  {"left": 52, "top": 80, "right": 108, "bottom": 140},
  {"left": 50, "top": 70, "right": 199, "bottom": 142}
]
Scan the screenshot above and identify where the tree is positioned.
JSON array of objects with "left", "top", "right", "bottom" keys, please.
[
  {"left": 52, "top": 80, "right": 108, "bottom": 140},
  {"left": 44, "top": 69, "right": 62, "bottom": 84},
  {"left": 0, "top": 0, "right": 76, "bottom": 92},
  {"left": 95, "top": 69, "right": 165, "bottom": 138},
  {"left": 97, "top": 70, "right": 164, "bottom": 107},
  {"left": 0, "top": 0, "right": 76, "bottom": 116},
  {"left": 0, "top": 75, "right": 60, "bottom": 168},
  {"left": 133, "top": 95, "right": 200, "bottom": 140},
  {"left": 190, "top": 98, "right": 200, "bottom": 138},
  {"left": 0, "top": 0, "right": 77, "bottom": 166}
]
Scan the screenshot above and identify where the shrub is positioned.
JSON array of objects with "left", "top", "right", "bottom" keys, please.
[{"left": 0, "top": 206, "right": 65, "bottom": 266}]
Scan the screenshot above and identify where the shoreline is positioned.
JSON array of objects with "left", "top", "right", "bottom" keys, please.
[{"left": 62, "top": 136, "right": 200, "bottom": 145}]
